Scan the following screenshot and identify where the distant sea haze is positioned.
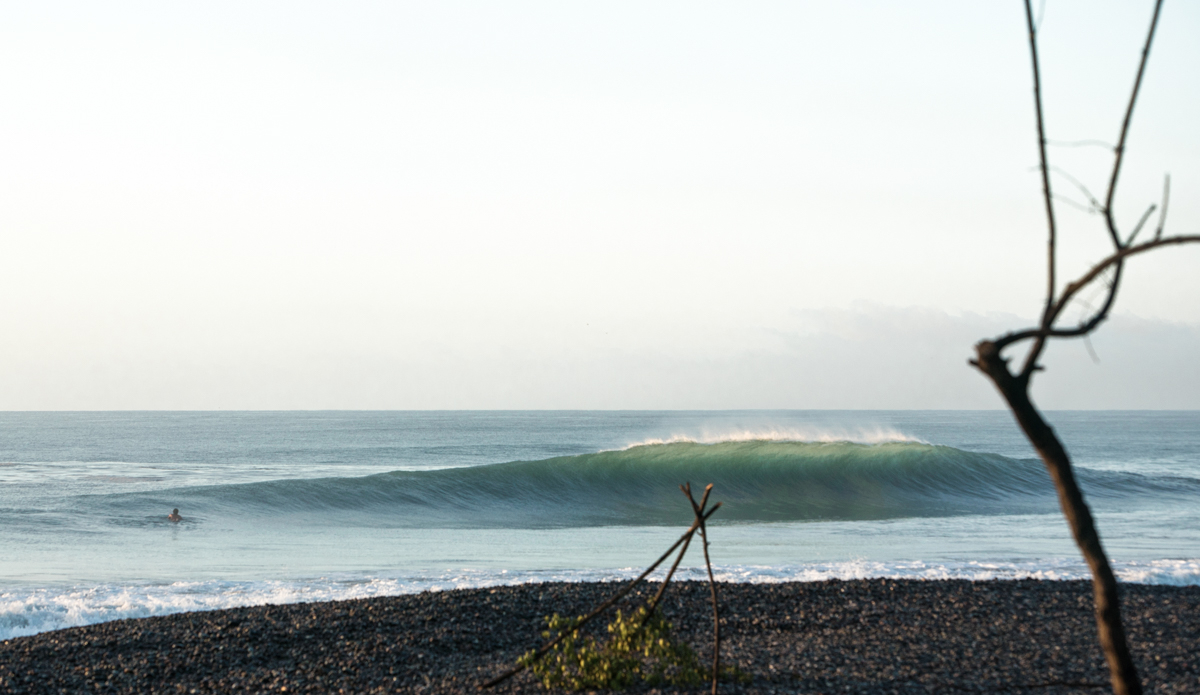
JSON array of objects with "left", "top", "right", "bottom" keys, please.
[{"left": 2, "top": 410, "right": 1198, "bottom": 639}]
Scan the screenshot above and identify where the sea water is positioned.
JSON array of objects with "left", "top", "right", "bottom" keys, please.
[{"left": 1, "top": 410, "right": 1198, "bottom": 639}]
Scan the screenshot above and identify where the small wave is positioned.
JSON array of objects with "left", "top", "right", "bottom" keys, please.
[
  {"left": 714, "top": 558, "right": 1200, "bottom": 586},
  {"left": 83, "top": 476, "right": 166, "bottom": 484},
  {"left": 4, "top": 559, "right": 1197, "bottom": 640}
]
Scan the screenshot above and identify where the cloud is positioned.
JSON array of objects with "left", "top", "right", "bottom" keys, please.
[{"left": 3, "top": 304, "right": 1195, "bottom": 409}]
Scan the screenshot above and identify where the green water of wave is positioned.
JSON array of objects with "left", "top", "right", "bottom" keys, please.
[{"left": 77, "top": 439, "right": 1200, "bottom": 529}]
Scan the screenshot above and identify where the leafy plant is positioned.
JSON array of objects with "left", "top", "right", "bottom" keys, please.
[
  {"left": 520, "top": 607, "right": 712, "bottom": 690},
  {"left": 485, "top": 485, "right": 742, "bottom": 692}
]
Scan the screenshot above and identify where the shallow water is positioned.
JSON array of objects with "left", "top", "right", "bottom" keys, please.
[{"left": 1, "top": 410, "right": 1197, "bottom": 638}]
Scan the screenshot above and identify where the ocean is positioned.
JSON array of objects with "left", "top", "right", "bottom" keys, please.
[{"left": 2, "top": 410, "right": 1198, "bottom": 640}]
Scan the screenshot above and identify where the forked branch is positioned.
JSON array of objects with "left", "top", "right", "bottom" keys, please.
[
  {"left": 986, "top": 233, "right": 1200, "bottom": 377},
  {"left": 1011, "top": 0, "right": 1169, "bottom": 380},
  {"left": 1103, "top": 0, "right": 1167, "bottom": 247},
  {"left": 972, "top": 2, "right": 1190, "bottom": 694}
]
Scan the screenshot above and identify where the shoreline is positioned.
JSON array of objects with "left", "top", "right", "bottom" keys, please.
[{"left": 2, "top": 578, "right": 1198, "bottom": 694}]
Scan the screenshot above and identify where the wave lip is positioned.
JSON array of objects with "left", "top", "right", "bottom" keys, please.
[
  {"left": 78, "top": 439, "right": 1200, "bottom": 529},
  {"left": 624, "top": 427, "right": 927, "bottom": 448}
]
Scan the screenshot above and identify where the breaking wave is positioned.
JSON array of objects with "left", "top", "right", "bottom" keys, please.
[
  {"left": 623, "top": 427, "right": 926, "bottom": 447},
  {"left": 81, "top": 440, "right": 1200, "bottom": 528}
]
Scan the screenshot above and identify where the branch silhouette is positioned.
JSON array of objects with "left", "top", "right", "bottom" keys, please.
[{"left": 971, "top": 1, "right": 1197, "bottom": 694}]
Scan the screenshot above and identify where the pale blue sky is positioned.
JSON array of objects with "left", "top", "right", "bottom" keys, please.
[{"left": 1, "top": 1, "right": 1197, "bottom": 409}]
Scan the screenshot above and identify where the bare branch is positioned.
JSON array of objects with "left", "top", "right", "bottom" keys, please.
[
  {"left": 1083, "top": 334, "right": 1101, "bottom": 363},
  {"left": 1154, "top": 174, "right": 1170, "bottom": 240},
  {"left": 1052, "top": 195, "right": 1101, "bottom": 214},
  {"left": 1022, "top": 0, "right": 1058, "bottom": 329},
  {"left": 1020, "top": 258, "right": 1125, "bottom": 378},
  {"left": 1103, "top": 0, "right": 1166, "bottom": 249},
  {"left": 1018, "top": 0, "right": 1165, "bottom": 379},
  {"left": 683, "top": 483, "right": 722, "bottom": 695},
  {"left": 978, "top": 4, "right": 1176, "bottom": 692},
  {"left": 990, "top": 234, "right": 1200, "bottom": 357},
  {"left": 1049, "top": 238, "right": 1192, "bottom": 331},
  {"left": 643, "top": 484, "right": 714, "bottom": 623},
  {"left": 1125, "top": 204, "right": 1157, "bottom": 246},
  {"left": 1050, "top": 166, "right": 1104, "bottom": 212}
]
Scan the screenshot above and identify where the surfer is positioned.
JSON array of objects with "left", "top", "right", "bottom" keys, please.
[{"left": 168, "top": 508, "right": 182, "bottom": 522}]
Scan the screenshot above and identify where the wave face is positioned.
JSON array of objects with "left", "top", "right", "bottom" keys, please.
[{"left": 84, "top": 440, "right": 1200, "bottom": 529}]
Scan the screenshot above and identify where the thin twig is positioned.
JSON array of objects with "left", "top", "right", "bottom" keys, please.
[
  {"left": 641, "top": 530, "right": 695, "bottom": 623},
  {"left": 1052, "top": 194, "right": 1101, "bottom": 214},
  {"left": 684, "top": 483, "right": 722, "bottom": 695},
  {"left": 988, "top": 234, "right": 1200, "bottom": 357},
  {"left": 643, "top": 485, "right": 713, "bottom": 623},
  {"left": 1049, "top": 166, "right": 1104, "bottom": 212},
  {"left": 1022, "top": 0, "right": 1057, "bottom": 331},
  {"left": 1103, "top": 0, "right": 1166, "bottom": 248},
  {"left": 1125, "top": 204, "right": 1157, "bottom": 246},
  {"left": 1043, "top": 234, "right": 1200, "bottom": 334},
  {"left": 480, "top": 503, "right": 721, "bottom": 689},
  {"left": 1019, "top": 0, "right": 1058, "bottom": 379},
  {"left": 1153, "top": 174, "right": 1170, "bottom": 240}
]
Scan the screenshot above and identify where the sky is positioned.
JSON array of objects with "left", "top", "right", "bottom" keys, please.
[{"left": 1, "top": 0, "right": 1198, "bottom": 410}]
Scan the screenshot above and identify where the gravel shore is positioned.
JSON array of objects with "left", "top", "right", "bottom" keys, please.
[{"left": 2, "top": 579, "right": 1197, "bottom": 694}]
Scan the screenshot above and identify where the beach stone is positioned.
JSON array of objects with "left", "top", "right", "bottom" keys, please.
[{"left": 0, "top": 579, "right": 1197, "bottom": 694}]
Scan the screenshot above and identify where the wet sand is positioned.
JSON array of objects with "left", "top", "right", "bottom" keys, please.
[{"left": 2, "top": 579, "right": 1198, "bottom": 694}]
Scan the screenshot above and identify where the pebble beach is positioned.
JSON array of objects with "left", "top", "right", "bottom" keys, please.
[{"left": 2, "top": 578, "right": 1198, "bottom": 694}]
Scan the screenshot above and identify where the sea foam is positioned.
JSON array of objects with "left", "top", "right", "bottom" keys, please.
[
  {"left": 624, "top": 426, "right": 926, "bottom": 448},
  {"left": 4, "top": 559, "right": 1198, "bottom": 640}
]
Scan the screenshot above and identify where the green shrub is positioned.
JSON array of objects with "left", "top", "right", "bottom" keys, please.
[
  {"left": 520, "top": 607, "right": 701, "bottom": 690},
  {"left": 519, "top": 606, "right": 755, "bottom": 691}
]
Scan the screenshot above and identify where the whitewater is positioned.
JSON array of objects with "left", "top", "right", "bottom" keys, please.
[{"left": 2, "top": 410, "right": 1198, "bottom": 639}]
